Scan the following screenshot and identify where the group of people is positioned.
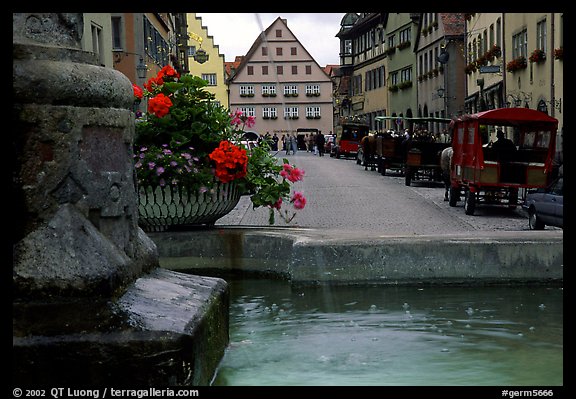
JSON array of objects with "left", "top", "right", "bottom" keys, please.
[
  {"left": 278, "top": 132, "right": 335, "bottom": 156},
  {"left": 281, "top": 133, "right": 299, "bottom": 155},
  {"left": 258, "top": 132, "right": 280, "bottom": 151},
  {"left": 381, "top": 128, "right": 451, "bottom": 145}
]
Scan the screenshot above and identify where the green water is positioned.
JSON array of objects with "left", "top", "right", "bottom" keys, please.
[{"left": 212, "top": 280, "right": 563, "bottom": 386}]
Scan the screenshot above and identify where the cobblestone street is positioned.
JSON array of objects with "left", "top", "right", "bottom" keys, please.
[{"left": 216, "top": 151, "right": 557, "bottom": 234}]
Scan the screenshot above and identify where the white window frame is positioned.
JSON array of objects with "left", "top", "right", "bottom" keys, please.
[
  {"left": 201, "top": 73, "right": 217, "bottom": 86},
  {"left": 262, "top": 106, "right": 277, "bottom": 118},
  {"left": 390, "top": 71, "right": 398, "bottom": 86},
  {"left": 283, "top": 84, "right": 298, "bottom": 95},
  {"left": 305, "top": 106, "right": 321, "bottom": 117},
  {"left": 240, "top": 85, "right": 255, "bottom": 96},
  {"left": 399, "top": 27, "right": 411, "bottom": 44},
  {"left": 305, "top": 84, "right": 320, "bottom": 95},
  {"left": 284, "top": 106, "right": 299, "bottom": 118},
  {"left": 344, "top": 39, "right": 352, "bottom": 55},
  {"left": 512, "top": 29, "right": 528, "bottom": 59},
  {"left": 401, "top": 67, "right": 412, "bottom": 82},
  {"left": 240, "top": 107, "right": 256, "bottom": 117},
  {"left": 536, "top": 19, "right": 547, "bottom": 52},
  {"left": 261, "top": 85, "right": 277, "bottom": 95}
]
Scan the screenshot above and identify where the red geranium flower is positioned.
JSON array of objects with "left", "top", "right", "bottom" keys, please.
[
  {"left": 133, "top": 83, "right": 143, "bottom": 100},
  {"left": 209, "top": 141, "right": 248, "bottom": 183},
  {"left": 148, "top": 93, "right": 173, "bottom": 118}
]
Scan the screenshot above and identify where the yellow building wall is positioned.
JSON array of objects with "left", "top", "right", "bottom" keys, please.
[{"left": 186, "top": 13, "right": 229, "bottom": 108}]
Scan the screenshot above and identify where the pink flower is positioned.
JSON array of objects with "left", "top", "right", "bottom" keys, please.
[
  {"left": 280, "top": 163, "right": 305, "bottom": 182},
  {"left": 245, "top": 115, "right": 256, "bottom": 128},
  {"left": 291, "top": 191, "right": 306, "bottom": 209},
  {"left": 287, "top": 167, "right": 305, "bottom": 183}
]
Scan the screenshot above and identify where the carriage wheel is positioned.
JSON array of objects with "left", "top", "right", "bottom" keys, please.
[
  {"left": 464, "top": 190, "right": 476, "bottom": 215},
  {"left": 508, "top": 188, "right": 519, "bottom": 209},
  {"left": 448, "top": 186, "right": 459, "bottom": 207}
]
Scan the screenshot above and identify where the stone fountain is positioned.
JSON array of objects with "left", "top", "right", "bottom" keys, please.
[{"left": 12, "top": 13, "right": 228, "bottom": 386}]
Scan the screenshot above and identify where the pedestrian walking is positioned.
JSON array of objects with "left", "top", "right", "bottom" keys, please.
[
  {"left": 306, "top": 133, "right": 314, "bottom": 152},
  {"left": 316, "top": 132, "right": 326, "bottom": 157},
  {"left": 285, "top": 134, "right": 291, "bottom": 155},
  {"left": 290, "top": 133, "right": 298, "bottom": 154}
]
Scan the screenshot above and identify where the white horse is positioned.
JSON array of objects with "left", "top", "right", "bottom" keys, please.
[{"left": 440, "top": 147, "right": 453, "bottom": 201}]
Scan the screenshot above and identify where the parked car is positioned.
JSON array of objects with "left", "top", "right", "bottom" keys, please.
[
  {"left": 240, "top": 131, "right": 260, "bottom": 151},
  {"left": 324, "top": 135, "right": 335, "bottom": 154},
  {"left": 522, "top": 176, "right": 563, "bottom": 230}
]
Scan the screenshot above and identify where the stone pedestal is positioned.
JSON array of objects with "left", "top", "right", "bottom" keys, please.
[{"left": 12, "top": 13, "right": 228, "bottom": 385}]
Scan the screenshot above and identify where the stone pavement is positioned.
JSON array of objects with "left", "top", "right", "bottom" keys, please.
[
  {"left": 216, "top": 150, "right": 550, "bottom": 234},
  {"left": 154, "top": 150, "right": 564, "bottom": 285}
]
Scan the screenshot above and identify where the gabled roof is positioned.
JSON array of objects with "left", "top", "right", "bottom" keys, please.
[
  {"left": 323, "top": 64, "right": 340, "bottom": 77},
  {"left": 224, "top": 56, "right": 244, "bottom": 77},
  {"left": 228, "top": 16, "right": 330, "bottom": 81}
]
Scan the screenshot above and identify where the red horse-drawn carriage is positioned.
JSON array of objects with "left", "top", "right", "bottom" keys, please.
[{"left": 447, "top": 108, "right": 558, "bottom": 215}]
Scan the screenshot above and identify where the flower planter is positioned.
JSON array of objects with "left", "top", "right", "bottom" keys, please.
[{"left": 138, "top": 180, "right": 241, "bottom": 231}]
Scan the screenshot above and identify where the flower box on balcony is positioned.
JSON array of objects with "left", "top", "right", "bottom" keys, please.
[
  {"left": 506, "top": 56, "right": 527, "bottom": 72},
  {"left": 554, "top": 47, "right": 563, "bottom": 60},
  {"left": 529, "top": 49, "right": 546, "bottom": 63},
  {"left": 397, "top": 41, "right": 411, "bottom": 51},
  {"left": 465, "top": 62, "right": 477, "bottom": 75},
  {"left": 398, "top": 81, "right": 413, "bottom": 90}
]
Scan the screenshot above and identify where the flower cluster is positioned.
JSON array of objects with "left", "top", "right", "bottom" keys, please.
[
  {"left": 133, "top": 83, "right": 143, "bottom": 101},
  {"left": 133, "top": 65, "right": 307, "bottom": 224},
  {"left": 133, "top": 142, "right": 213, "bottom": 189},
  {"left": 209, "top": 141, "right": 248, "bottom": 183},
  {"left": 554, "top": 47, "right": 563, "bottom": 60},
  {"left": 529, "top": 48, "right": 546, "bottom": 63},
  {"left": 506, "top": 56, "right": 527, "bottom": 72}
]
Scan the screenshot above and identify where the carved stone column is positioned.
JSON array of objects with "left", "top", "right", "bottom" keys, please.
[
  {"left": 12, "top": 13, "right": 228, "bottom": 386},
  {"left": 13, "top": 13, "right": 158, "bottom": 296}
]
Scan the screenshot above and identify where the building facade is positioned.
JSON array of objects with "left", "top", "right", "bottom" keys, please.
[
  {"left": 186, "top": 13, "right": 229, "bottom": 108},
  {"left": 463, "top": 13, "right": 505, "bottom": 112},
  {"left": 415, "top": 12, "right": 466, "bottom": 127},
  {"left": 464, "top": 12, "right": 563, "bottom": 152},
  {"left": 383, "top": 13, "right": 419, "bottom": 132},
  {"left": 335, "top": 13, "right": 388, "bottom": 134},
  {"left": 227, "top": 17, "right": 334, "bottom": 138}
]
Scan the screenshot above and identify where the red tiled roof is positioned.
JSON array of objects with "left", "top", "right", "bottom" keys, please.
[{"left": 440, "top": 13, "right": 465, "bottom": 36}]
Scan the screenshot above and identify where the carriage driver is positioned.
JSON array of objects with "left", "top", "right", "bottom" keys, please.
[{"left": 491, "top": 129, "right": 516, "bottom": 152}]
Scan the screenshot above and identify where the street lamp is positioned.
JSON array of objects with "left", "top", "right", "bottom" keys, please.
[
  {"left": 436, "top": 45, "right": 449, "bottom": 117},
  {"left": 136, "top": 57, "right": 147, "bottom": 79}
]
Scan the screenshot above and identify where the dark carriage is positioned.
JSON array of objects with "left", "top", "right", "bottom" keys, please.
[
  {"left": 374, "top": 116, "right": 451, "bottom": 185},
  {"left": 404, "top": 140, "right": 451, "bottom": 186}
]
